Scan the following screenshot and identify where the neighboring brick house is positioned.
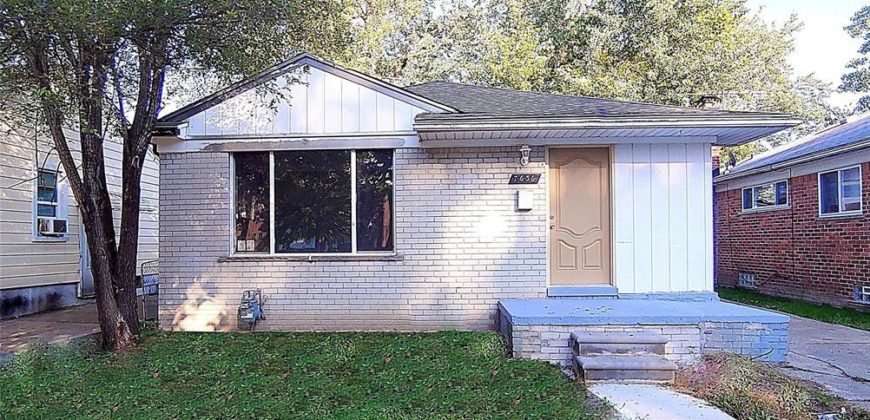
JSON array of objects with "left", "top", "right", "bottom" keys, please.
[
  {"left": 152, "top": 53, "right": 797, "bottom": 366},
  {"left": 714, "top": 115, "right": 870, "bottom": 311}
]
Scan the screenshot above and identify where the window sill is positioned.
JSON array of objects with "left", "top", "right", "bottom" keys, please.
[
  {"left": 819, "top": 211, "right": 863, "bottom": 220},
  {"left": 32, "top": 236, "right": 70, "bottom": 243},
  {"left": 741, "top": 205, "right": 789, "bottom": 214},
  {"left": 218, "top": 254, "right": 404, "bottom": 263}
]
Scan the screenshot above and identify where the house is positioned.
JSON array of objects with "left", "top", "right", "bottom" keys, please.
[
  {"left": 153, "top": 53, "right": 797, "bottom": 374},
  {"left": 0, "top": 110, "right": 160, "bottom": 319},
  {"left": 714, "top": 114, "right": 870, "bottom": 311}
]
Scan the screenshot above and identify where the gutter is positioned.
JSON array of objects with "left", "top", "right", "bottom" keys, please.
[
  {"left": 714, "top": 137, "right": 870, "bottom": 183},
  {"left": 413, "top": 116, "right": 802, "bottom": 132}
]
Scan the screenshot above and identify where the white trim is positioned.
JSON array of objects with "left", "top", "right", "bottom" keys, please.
[
  {"left": 350, "top": 150, "right": 358, "bottom": 253},
  {"left": 269, "top": 152, "right": 276, "bottom": 254},
  {"left": 420, "top": 135, "right": 720, "bottom": 148},
  {"left": 152, "top": 134, "right": 419, "bottom": 153},
  {"left": 414, "top": 116, "right": 801, "bottom": 132},
  {"left": 818, "top": 165, "right": 863, "bottom": 218}
]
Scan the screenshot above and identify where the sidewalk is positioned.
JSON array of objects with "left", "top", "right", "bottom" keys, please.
[{"left": 0, "top": 303, "right": 99, "bottom": 355}]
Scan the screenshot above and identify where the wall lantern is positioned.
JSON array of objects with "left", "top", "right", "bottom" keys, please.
[{"left": 519, "top": 145, "right": 531, "bottom": 167}]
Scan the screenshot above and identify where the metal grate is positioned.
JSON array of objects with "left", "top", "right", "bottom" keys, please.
[{"left": 138, "top": 260, "right": 159, "bottom": 323}]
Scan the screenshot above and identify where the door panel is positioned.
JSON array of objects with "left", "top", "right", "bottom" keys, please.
[
  {"left": 79, "top": 223, "right": 95, "bottom": 297},
  {"left": 549, "top": 148, "right": 611, "bottom": 285}
]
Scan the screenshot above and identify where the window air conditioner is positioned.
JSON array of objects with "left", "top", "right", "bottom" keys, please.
[{"left": 38, "top": 217, "right": 68, "bottom": 236}]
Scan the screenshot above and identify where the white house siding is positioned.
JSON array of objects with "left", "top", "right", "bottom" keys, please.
[
  {"left": 158, "top": 147, "right": 548, "bottom": 331},
  {"left": 0, "top": 117, "right": 159, "bottom": 294},
  {"left": 181, "top": 66, "right": 426, "bottom": 138},
  {"left": 612, "top": 143, "right": 713, "bottom": 294}
]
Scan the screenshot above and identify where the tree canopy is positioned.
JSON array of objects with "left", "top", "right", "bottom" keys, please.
[{"left": 841, "top": 4, "right": 870, "bottom": 112}]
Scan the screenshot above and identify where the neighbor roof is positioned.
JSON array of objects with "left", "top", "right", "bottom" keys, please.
[
  {"left": 718, "top": 113, "right": 870, "bottom": 180},
  {"left": 405, "top": 81, "right": 784, "bottom": 120}
]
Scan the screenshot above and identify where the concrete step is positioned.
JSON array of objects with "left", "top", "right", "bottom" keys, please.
[
  {"left": 570, "top": 331, "right": 668, "bottom": 356},
  {"left": 575, "top": 355, "right": 677, "bottom": 383}
]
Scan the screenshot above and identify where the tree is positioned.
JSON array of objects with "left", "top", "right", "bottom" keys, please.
[
  {"left": 841, "top": 5, "right": 870, "bottom": 112},
  {"left": 0, "top": 0, "right": 348, "bottom": 351}
]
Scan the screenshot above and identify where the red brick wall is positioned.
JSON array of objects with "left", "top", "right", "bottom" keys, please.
[{"left": 715, "top": 162, "right": 870, "bottom": 308}]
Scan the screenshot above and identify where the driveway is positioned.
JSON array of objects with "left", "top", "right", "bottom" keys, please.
[
  {"left": 780, "top": 315, "right": 870, "bottom": 410},
  {"left": 0, "top": 303, "right": 99, "bottom": 356}
]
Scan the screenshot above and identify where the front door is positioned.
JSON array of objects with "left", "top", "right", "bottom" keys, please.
[
  {"left": 548, "top": 147, "right": 611, "bottom": 285},
  {"left": 78, "top": 222, "right": 95, "bottom": 297}
]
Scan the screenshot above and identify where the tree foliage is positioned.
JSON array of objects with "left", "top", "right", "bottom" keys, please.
[
  {"left": 0, "top": 0, "right": 349, "bottom": 350},
  {"left": 841, "top": 4, "right": 870, "bottom": 112}
]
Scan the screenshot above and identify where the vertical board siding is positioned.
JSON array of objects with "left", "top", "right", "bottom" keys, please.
[
  {"left": 183, "top": 67, "right": 425, "bottom": 137},
  {"left": 613, "top": 142, "right": 713, "bottom": 293}
]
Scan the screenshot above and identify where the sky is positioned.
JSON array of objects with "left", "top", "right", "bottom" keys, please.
[{"left": 747, "top": 0, "right": 865, "bottom": 108}]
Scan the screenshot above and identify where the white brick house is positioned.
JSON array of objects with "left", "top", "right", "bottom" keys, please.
[{"left": 153, "top": 54, "right": 795, "bottom": 366}]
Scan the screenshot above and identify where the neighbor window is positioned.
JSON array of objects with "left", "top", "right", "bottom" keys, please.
[
  {"left": 819, "top": 166, "right": 862, "bottom": 216},
  {"left": 742, "top": 180, "right": 788, "bottom": 211},
  {"left": 233, "top": 150, "right": 394, "bottom": 254}
]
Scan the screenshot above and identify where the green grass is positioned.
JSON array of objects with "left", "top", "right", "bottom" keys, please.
[
  {"left": 0, "top": 331, "right": 596, "bottom": 419},
  {"left": 718, "top": 287, "right": 870, "bottom": 331}
]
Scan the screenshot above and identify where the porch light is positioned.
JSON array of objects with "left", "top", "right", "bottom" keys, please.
[{"left": 519, "top": 145, "right": 531, "bottom": 167}]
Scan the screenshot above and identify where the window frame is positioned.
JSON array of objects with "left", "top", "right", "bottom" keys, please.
[
  {"left": 32, "top": 167, "right": 68, "bottom": 242},
  {"left": 229, "top": 149, "right": 396, "bottom": 257},
  {"left": 741, "top": 180, "right": 789, "bottom": 212},
  {"left": 818, "top": 165, "right": 863, "bottom": 218}
]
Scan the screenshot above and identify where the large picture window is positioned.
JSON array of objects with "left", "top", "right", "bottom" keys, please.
[
  {"left": 819, "top": 166, "right": 862, "bottom": 216},
  {"left": 232, "top": 150, "right": 394, "bottom": 254}
]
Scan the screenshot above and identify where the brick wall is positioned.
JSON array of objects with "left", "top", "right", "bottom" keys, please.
[
  {"left": 715, "top": 162, "right": 870, "bottom": 308},
  {"left": 158, "top": 147, "right": 548, "bottom": 331}
]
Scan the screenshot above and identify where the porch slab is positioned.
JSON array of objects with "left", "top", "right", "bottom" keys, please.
[
  {"left": 497, "top": 298, "right": 790, "bottom": 366},
  {"left": 498, "top": 298, "right": 790, "bottom": 326}
]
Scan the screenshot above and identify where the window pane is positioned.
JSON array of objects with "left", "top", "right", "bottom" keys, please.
[
  {"left": 754, "top": 184, "right": 775, "bottom": 207},
  {"left": 274, "top": 150, "right": 351, "bottom": 253},
  {"left": 234, "top": 153, "right": 270, "bottom": 253},
  {"left": 841, "top": 168, "right": 861, "bottom": 212},
  {"left": 819, "top": 171, "right": 840, "bottom": 214},
  {"left": 356, "top": 150, "right": 394, "bottom": 252},
  {"left": 775, "top": 181, "right": 788, "bottom": 206},
  {"left": 37, "top": 203, "right": 56, "bottom": 217},
  {"left": 37, "top": 187, "right": 56, "bottom": 202},
  {"left": 742, "top": 189, "right": 752, "bottom": 209},
  {"left": 37, "top": 170, "right": 57, "bottom": 187}
]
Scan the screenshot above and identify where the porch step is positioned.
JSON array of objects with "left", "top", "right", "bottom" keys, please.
[
  {"left": 570, "top": 331, "right": 667, "bottom": 356},
  {"left": 575, "top": 355, "right": 677, "bottom": 383}
]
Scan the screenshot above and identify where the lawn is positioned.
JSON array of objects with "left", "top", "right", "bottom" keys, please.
[
  {"left": 0, "top": 331, "right": 595, "bottom": 419},
  {"left": 718, "top": 287, "right": 870, "bottom": 331}
]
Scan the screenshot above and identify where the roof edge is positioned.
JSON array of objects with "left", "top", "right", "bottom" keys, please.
[{"left": 714, "top": 136, "right": 870, "bottom": 183}]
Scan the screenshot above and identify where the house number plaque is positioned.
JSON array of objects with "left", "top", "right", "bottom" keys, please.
[{"left": 508, "top": 174, "right": 541, "bottom": 184}]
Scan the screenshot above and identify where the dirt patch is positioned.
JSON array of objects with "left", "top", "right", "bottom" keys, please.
[{"left": 673, "top": 354, "right": 870, "bottom": 420}]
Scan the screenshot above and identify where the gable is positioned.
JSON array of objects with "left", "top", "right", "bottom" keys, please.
[{"left": 179, "top": 65, "right": 430, "bottom": 138}]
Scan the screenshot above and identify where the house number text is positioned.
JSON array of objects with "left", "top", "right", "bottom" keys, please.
[{"left": 508, "top": 174, "right": 541, "bottom": 184}]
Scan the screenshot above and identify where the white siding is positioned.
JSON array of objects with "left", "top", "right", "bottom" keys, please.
[
  {"left": 0, "top": 116, "right": 159, "bottom": 290},
  {"left": 182, "top": 66, "right": 426, "bottom": 137},
  {"left": 612, "top": 143, "right": 713, "bottom": 293}
]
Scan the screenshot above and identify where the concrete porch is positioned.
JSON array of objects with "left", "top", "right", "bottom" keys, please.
[{"left": 497, "top": 297, "right": 790, "bottom": 371}]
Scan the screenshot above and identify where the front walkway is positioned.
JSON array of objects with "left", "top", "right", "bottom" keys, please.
[
  {"left": 780, "top": 315, "right": 870, "bottom": 410},
  {"left": 0, "top": 303, "right": 99, "bottom": 355}
]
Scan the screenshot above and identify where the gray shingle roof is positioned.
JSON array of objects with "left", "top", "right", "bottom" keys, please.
[
  {"left": 725, "top": 114, "right": 870, "bottom": 176},
  {"left": 404, "top": 81, "right": 784, "bottom": 120}
]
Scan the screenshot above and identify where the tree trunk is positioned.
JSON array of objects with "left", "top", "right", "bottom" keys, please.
[{"left": 115, "top": 143, "right": 148, "bottom": 335}]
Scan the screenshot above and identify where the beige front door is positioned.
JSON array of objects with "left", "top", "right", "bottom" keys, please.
[{"left": 548, "top": 147, "right": 611, "bottom": 285}]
